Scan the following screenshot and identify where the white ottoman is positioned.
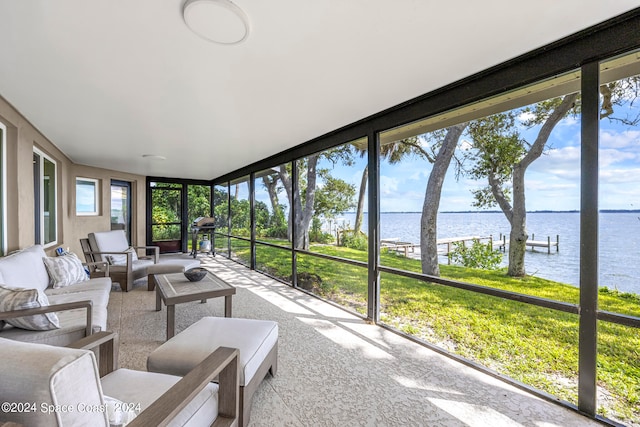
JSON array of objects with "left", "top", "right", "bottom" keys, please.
[{"left": 147, "top": 317, "right": 278, "bottom": 427}]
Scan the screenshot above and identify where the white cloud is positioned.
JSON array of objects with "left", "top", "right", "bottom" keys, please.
[
  {"left": 600, "top": 129, "right": 640, "bottom": 149},
  {"left": 379, "top": 175, "right": 399, "bottom": 196},
  {"left": 547, "top": 146, "right": 580, "bottom": 161},
  {"left": 559, "top": 115, "right": 579, "bottom": 127},
  {"left": 599, "top": 148, "right": 636, "bottom": 167},
  {"left": 599, "top": 167, "right": 640, "bottom": 184},
  {"left": 409, "top": 170, "right": 429, "bottom": 181},
  {"left": 530, "top": 146, "right": 580, "bottom": 178},
  {"left": 525, "top": 180, "right": 576, "bottom": 192}
]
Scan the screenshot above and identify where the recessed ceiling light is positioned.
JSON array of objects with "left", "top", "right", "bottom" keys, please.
[
  {"left": 183, "top": 0, "right": 250, "bottom": 45},
  {"left": 142, "top": 154, "right": 166, "bottom": 161}
]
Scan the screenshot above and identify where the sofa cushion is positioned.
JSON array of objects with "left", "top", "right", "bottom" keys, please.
[
  {"left": 42, "top": 253, "right": 89, "bottom": 288},
  {"left": 2, "top": 279, "right": 110, "bottom": 346},
  {"left": 0, "top": 285, "right": 60, "bottom": 330},
  {"left": 47, "top": 288, "right": 110, "bottom": 313},
  {"left": 45, "top": 277, "right": 112, "bottom": 297},
  {"left": 101, "top": 368, "right": 219, "bottom": 427},
  {"left": 0, "top": 245, "right": 50, "bottom": 292},
  {"left": 0, "top": 304, "right": 107, "bottom": 346}
]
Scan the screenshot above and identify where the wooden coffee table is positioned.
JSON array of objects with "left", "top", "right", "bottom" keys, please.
[{"left": 154, "top": 271, "right": 236, "bottom": 340}]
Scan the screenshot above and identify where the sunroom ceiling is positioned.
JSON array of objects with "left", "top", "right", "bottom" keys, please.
[{"left": 0, "top": 1, "right": 638, "bottom": 180}]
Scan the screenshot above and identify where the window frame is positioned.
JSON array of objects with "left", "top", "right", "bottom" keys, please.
[
  {"left": 33, "top": 148, "right": 58, "bottom": 247},
  {"left": 75, "top": 177, "right": 100, "bottom": 216},
  {"left": 0, "top": 122, "right": 5, "bottom": 255}
]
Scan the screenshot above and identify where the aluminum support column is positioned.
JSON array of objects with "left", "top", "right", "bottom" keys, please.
[
  {"left": 367, "top": 131, "right": 380, "bottom": 322},
  {"left": 578, "top": 61, "right": 599, "bottom": 416}
]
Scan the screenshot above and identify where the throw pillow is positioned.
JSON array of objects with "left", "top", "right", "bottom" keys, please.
[
  {"left": 107, "top": 247, "right": 138, "bottom": 266},
  {"left": 103, "top": 395, "right": 139, "bottom": 427},
  {"left": 43, "top": 253, "right": 89, "bottom": 288},
  {"left": 0, "top": 285, "right": 60, "bottom": 330}
]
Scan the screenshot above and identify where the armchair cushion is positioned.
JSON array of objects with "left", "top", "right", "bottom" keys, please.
[
  {"left": 104, "top": 395, "right": 139, "bottom": 426},
  {"left": 101, "top": 369, "right": 219, "bottom": 427},
  {"left": 0, "top": 334, "right": 238, "bottom": 427},
  {"left": 43, "top": 253, "right": 89, "bottom": 288},
  {"left": 107, "top": 246, "right": 138, "bottom": 266},
  {"left": 0, "top": 337, "right": 107, "bottom": 426},
  {"left": 88, "top": 230, "right": 130, "bottom": 263},
  {"left": 0, "top": 285, "right": 60, "bottom": 330},
  {"left": 109, "top": 258, "right": 155, "bottom": 276}
]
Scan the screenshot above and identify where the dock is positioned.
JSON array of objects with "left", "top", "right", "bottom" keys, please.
[
  {"left": 381, "top": 235, "right": 494, "bottom": 259},
  {"left": 498, "top": 233, "right": 559, "bottom": 253},
  {"left": 380, "top": 233, "right": 559, "bottom": 259},
  {"left": 437, "top": 236, "right": 493, "bottom": 264},
  {"left": 380, "top": 238, "right": 419, "bottom": 256}
]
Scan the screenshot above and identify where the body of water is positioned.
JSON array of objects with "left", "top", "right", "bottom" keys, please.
[{"left": 334, "top": 211, "right": 640, "bottom": 295}]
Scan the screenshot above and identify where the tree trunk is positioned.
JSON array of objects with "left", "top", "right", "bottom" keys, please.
[
  {"left": 503, "top": 93, "right": 577, "bottom": 276},
  {"left": 507, "top": 164, "right": 527, "bottom": 276},
  {"left": 295, "top": 155, "right": 319, "bottom": 249},
  {"left": 354, "top": 165, "right": 368, "bottom": 234},
  {"left": 421, "top": 123, "right": 468, "bottom": 276},
  {"left": 279, "top": 165, "right": 295, "bottom": 242},
  {"left": 280, "top": 157, "right": 319, "bottom": 250},
  {"left": 261, "top": 175, "right": 280, "bottom": 215}
]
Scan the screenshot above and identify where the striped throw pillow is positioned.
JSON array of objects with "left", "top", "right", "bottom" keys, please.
[
  {"left": 0, "top": 286, "right": 60, "bottom": 330},
  {"left": 42, "top": 253, "right": 89, "bottom": 288}
]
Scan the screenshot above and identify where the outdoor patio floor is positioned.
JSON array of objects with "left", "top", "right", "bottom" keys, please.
[{"left": 106, "top": 254, "right": 599, "bottom": 427}]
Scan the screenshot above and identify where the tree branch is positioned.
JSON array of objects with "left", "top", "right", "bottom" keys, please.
[{"left": 520, "top": 93, "right": 578, "bottom": 170}]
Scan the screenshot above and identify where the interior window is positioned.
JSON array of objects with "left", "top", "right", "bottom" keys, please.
[
  {"left": 76, "top": 177, "right": 99, "bottom": 216},
  {"left": 33, "top": 149, "right": 57, "bottom": 246},
  {"left": 0, "top": 122, "right": 5, "bottom": 255}
]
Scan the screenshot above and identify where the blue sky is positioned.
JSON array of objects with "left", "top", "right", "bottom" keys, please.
[
  {"left": 248, "top": 95, "right": 640, "bottom": 213},
  {"left": 335, "top": 101, "right": 640, "bottom": 212}
]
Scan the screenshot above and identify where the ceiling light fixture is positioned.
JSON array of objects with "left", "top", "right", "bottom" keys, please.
[
  {"left": 142, "top": 154, "right": 166, "bottom": 161},
  {"left": 183, "top": 0, "right": 250, "bottom": 45}
]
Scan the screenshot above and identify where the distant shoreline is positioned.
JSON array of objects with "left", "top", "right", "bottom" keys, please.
[{"left": 343, "top": 210, "right": 640, "bottom": 214}]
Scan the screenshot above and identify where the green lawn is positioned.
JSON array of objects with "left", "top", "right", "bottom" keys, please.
[{"left": 227, "top": 241, "right": 639, "bottom": 424}]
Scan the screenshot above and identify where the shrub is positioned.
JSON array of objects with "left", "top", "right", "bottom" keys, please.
[
  {"left": 339, "top": 231, "right": 368, "bottom": 251},
  {"left": 264, "top": 224, "right": 288, "bottom": 239},
  {"left": 450, "top": 240, "right": 503, "bottom": 270},
  {"left": 309, "top": 218, "right": 334, "bottom": 244}
]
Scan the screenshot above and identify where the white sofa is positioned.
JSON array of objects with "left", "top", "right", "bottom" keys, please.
[{"left": 0, "top": 245, "right": 111, "bottom": 346}]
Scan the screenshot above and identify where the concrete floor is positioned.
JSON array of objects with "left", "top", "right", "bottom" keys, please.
[{"left": 106, "top": 254, "right": 600, "bottom": 427}]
